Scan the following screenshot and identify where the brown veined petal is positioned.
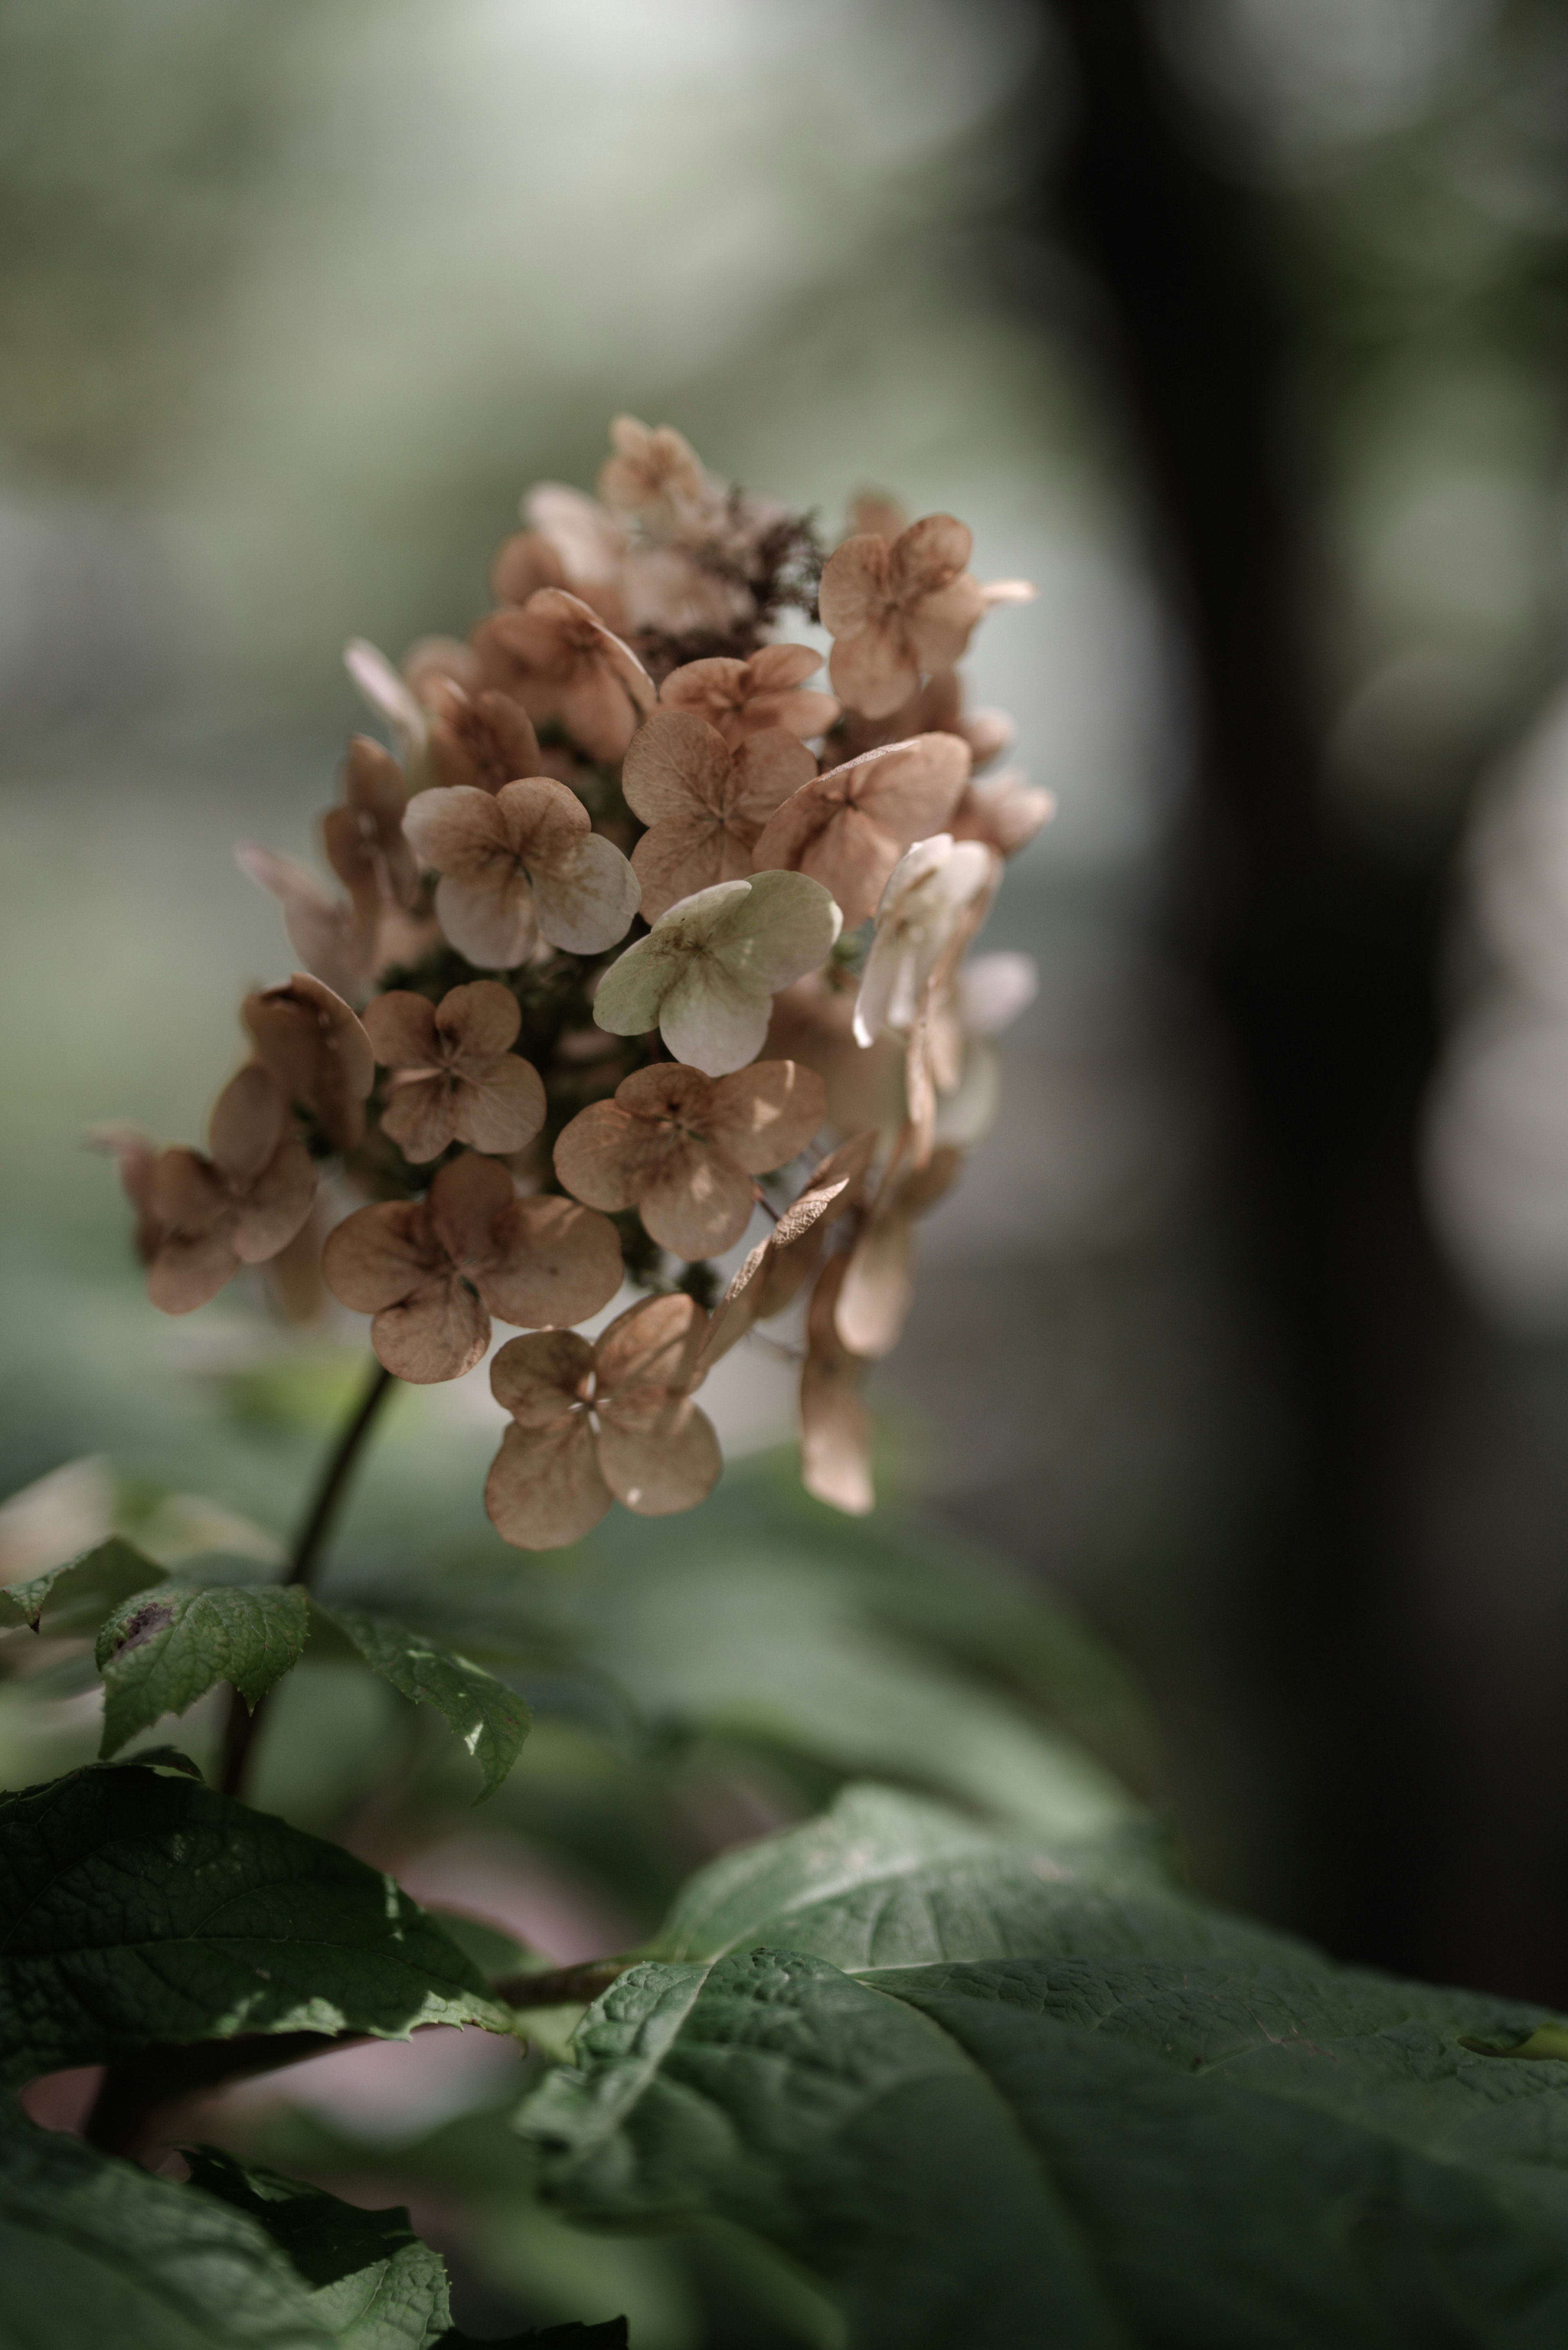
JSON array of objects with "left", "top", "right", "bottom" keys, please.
[
  {"left": 207, "top": 1063, "right": 286, "bottom": 1186},
  {"left": 372, "top": 1273, "right": 490, "bottom": 1384},
  {"left": 363, "top": 990, "right": 441, "bottom": 1068},
  {"left": 728, "top": 730, "right": 817, "bottom": 830},
  {"left": 818, "top": 535, "right": 893, "bottom": 639},
  {"left": 426, "top": 1151, "right": 517, "bottom": 1263},
  {"left": 322, "top": 1201, "right": 438, "bottom": 1312},
  {"left": 622, "top": 710, "right": 733, "bottom": 827},
  {"left": 827, "top": 627, "right": 918, "bottom": 724},
  {"left": 491, "top": 1328, "right": 595, "bottom": 1424},
  {"left": 477, "top": 1194, "right": 624, "bottom": 1329},
  {"left": 230, "top": 1139, "right": 317, "bottom": 1263},
  {"left": 553, "top": 1100, "right": 665, "bottom": 1213},
  {"left": 438, "top": 979, "right": 522, "bottom": 1058},
  {"left": 242, "top": 974, "right": 375, "bottom": 1151},
  {"left": 595, "top": 1391, "right": 721, "bottom": 1517},
  {"left": 749, "top": 643, "right": 829, "bottom": 694},
  {"left": 800, "top": 1255, "right": 873, "bottom": 1516},
  {"left": 705, "top": 1060, "right": 826, "bottom": 1176},
  {"left": 452, "top": 1053, "right": 546, "bottom": 1155},
  {"left": 799, "top": 803, "right": 901, "bottom": 931},
  {"left": 147, "top": 1227, "right": 242, "bottom": 1316},
  {"left": 485, "top": 1416, "right": 611, "bottom": 1551},
  {"left": 905, "top": 574, "right": 987, "bottom": 670},
  {"left": 636, "top": 1132, "right": 755, "bottom": 1261},
  {"left": 630, "top": 819, "right": 728, "bottom": 925},
  {"left": 890, "top": 514, "right": 972, "bottom": 595},
  {"left": 850, "top": 736, "right": 971, "bottom": 844},
  {"left": 381, "top": 1072, "right": 460, "bottom": 1164},
  {"left": 595, "top": 1292, "right": 708, "bottom": 1399},
  {"left": 435, "top": 865, "right": 537, "bottom": 970},
  {"left": 401, "top": 780, "right": 511, "bottom": 878}
]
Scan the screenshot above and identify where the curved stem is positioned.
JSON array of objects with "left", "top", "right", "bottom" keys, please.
[{"left": 218, "top": 1357, "right": 396, "bottom": 1799}]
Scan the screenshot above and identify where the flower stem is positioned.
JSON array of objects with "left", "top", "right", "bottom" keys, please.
[{"left": 218, "top": 1356, "right": 397, "bottom": 1799}]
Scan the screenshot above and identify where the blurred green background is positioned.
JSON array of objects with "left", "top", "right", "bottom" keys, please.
[{"left": 14, "top": 4, "right": 1568, "bottom": 2272}]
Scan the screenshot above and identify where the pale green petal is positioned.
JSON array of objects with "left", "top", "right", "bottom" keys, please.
[
  {"left": 713, "top": 868, "right": 842, "bottom": 991},
  {"left": 659, "top": 959, "right": 772, "bottom": 1076},
  {"left": 593, "top": 933, "right": 683, "bottom": 1036}
]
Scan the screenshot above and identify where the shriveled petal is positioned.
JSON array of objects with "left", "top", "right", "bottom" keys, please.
[
  {"left": 658, "top": 957, "right": 771, "bottom": 1077},
  {"left": 630, "top": 820, "right": 730, "bottom": 924},
  {"left": 528, "top": 828, "right": 641, "bottom": 955},
  {"left": 438, "top": 979, "right": 521, "bottom": 1057},
  {"left": 709, "top": 870, "right": 843, "bottom": 992},
  {"left": 637, "top": 1134, "right": 755, "bottom": 1260},
  {"left": 147, "top": 1228, "right": 241, "bottom": 1316},
  {"left": 833, "top": 1210, "right": 917, "bottom": 1360},
  {"left": 381, "top": 1073, "right": 459, "bottom": 1163},
  {"left": 427, "top": 1151, "right": 516, "bottom": 1263},
  {"left": 595, "top": 1292, "right": 708, "bottom": 1398},
  {"left": 596, "top": 1392, "right": 721, "bottom": 1517},
  {"left": 207, "top": 1062, "right": 286, "bottom": 1185},
  {"left": 242, "top": 974, "right": 374, "bottom": 1151},
  {"left": 800, "top": 1255, "right": 873, "bottom": 1516},
  {"left": 491, "top": 1328, "right": 595, "bottom": 1424},
  {"left": 890, "top": 514, "right": 972, "bottom": 595},
  {"left": 622, "top": 711, "right": 733, "bottom": 827},
  {"left": 322, "top": 1201, "right": 437, "bottom": 1312},
  {"left": 372, "top": 1275, "right": 490, "bottom": 1384},
  {"left": 477, "top": 1194, "right": 624, "bottom": 1329},
  {"left": 693, "top": 1234, "right": 772, "bottom": 1372},
  {"left": 485, "top": 1417, "right": 610, "bottom": 1551},
  {"left": 706, "top": 1060, "right": 826, "bottom": 1174},
  {"left": 434, "top": 867, "right": 537, "bottom": 970},
  {"left": 230, "top": 1139, "right": 317, "bottom": 1262},
  {"left": 452, "top": 1053, "right": 546, "bottom": 1154},
  {"left": 818, "top": 535, "right": 892, "bottom": 639},
  {"left": 401, "top": 782, "right": 510, "bottom": 878},
  {"left": 363, "top": 990, "right": 440, "bottom": 1068},
  {"left": 236, "top": 845, "right": 361, "bottom": 1001}
]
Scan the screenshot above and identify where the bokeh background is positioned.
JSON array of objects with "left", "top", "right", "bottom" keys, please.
[{"left": 12, "top": 0, "right": 1568, "bottom": 2327}]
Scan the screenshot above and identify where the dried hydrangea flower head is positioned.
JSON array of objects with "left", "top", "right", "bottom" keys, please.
[
  {"left": 751, "top": 734, "right": 971, "bottom": 929},
  {"left": 486, "top": 1293, "right": 719, "bottom": 1550},
  {"left": 403, "top": 777, "right": 639, "bottom": 968},
  {"left": 363, "top": 982, "right": 546, "bottom": 1163},
  {"left": 623, "top": 711, "right": 815, "bottom": 921},
  {"left": 593, "top": 871, "right": 842, "bottom": 1076},
  {"left": 473, "top": 588, "right": 655, "bottom": 762},
  {"left": 658, "top": 645, "right": 840, "bottom": 747},
  {"left": 322, "top": 1153, "right": 620, "bottom": 1383},
  {"left": 144, "top": 1063, "right": 316, "bottom": 1315},
  {"left": 555, "top": 1059, "right": 826, "bottom": 1258},
  {"left": 242, "top": 974, "right": 376, "bottom": 1153}
]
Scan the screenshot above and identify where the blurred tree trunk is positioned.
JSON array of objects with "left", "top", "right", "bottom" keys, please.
[{"left": 1028, "top": 0, "right": 1472, "bottom": 1975}]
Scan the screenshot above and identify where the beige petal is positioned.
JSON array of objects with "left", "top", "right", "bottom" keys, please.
[
  {"left": 833, "top": 1210, "right": 916, "bottom": 1361},
  {"left": 559, "top": 664, "right": 647, "bottom": 765},
  {"left": 485, "top": 1415, "right": 610, "bottom": 1550},
  {"left": 799, "top": 805, "right": 901, "bottom": 931},
  {"left": 344, "top": 735, "right": 407, "bottom": 828},
  {"left": 435, "top": 866, "right": 538, "bottom": 970},
  {"left": 372, "top": 1275, "right": 490, "bottom": 1383},
  {"left": 850, "top": 735, "right": 971, "bottom": 844},
  {"left": 528, "top": 829, "right": 641, "bottom": 956},
  {"left": 554, "top": 1099, "right": 662, "bottom": 1213},
  {"left": 207, "top": 1063, "right": 286, "bottom": 1185},
  {"left": 891, "top": 514, "right": 972, "bottom": 595},
  {"left": 595, "top": 1292, "right": 708, "bottom": 1399},
  {"left": 426, "top": 1151, "right": 516, "bottom": 1262},
  {"left": 490, "top": 529, "right": 568, "bottom": 606},
  {"left": 622, "top": 711, "right": 733, "bottom": 827},
  {"left": 950, "top": 772, "right": 1056, "bottom": 858},
  {"left": 637, "top": 1134, "right": 755, "bottom": 1260},
  {"left": 750, "top": 643, "right": 827, "bottom": 693},
  {"left": 439, "top": 979, "right": 521, "bottom": 1057},
  {"left": 630, "top": 820, "right": 728, "bottom": 924},
  {"left": 705, "top": 1060, "right": 826, "bottom": 1175},
  {"left": 729, "top": 730, "right": 816, "bottom": 829},
  {"left": 401, "top": 781, "right": 510, "bottom": 877},
  {"left": 596, "top": 1391, "right": 721, "bottom": 1517},
  {"left": 320, "top": 803, "right": 387, "bottom": 956},
  {"left": 818, "top": 535, "right": 892, "bottom": 639},
  {"left": 452, "top": 1053, "right": 546, "bottom": 1155},
  {"left": 614, "top": 1064, "right": 714, "bottom": 1122},
  {"left": 491, "top": 1327, "right": 595, "bottom": 1424},
  {"left": 906, "top": 574, "right": 987, "bottom": 670},
  {"left": 147, "top": 1228, "right": 241, "bottom": 1316},
  {"left": 427, "top": 687, "right": 543, "bottom": 797},
  {"left": 322, "top": 1202, "right": 438, "bottom": 1312},
  {"left": 230, "top": 1139, "right": 317, "bottom": 1262},
  {"left": 381, "top": 1072, "right": 459, "bottom": 1163},
  {"left": 363, "top": 990, "right": 440, "bottom": 1069},
  {"left": 478, "top": 1194, "right": 624, "bottom": 1328},
  {"left": 828, "top": 626, "right": 919, "bottom": 723},
  {"left": 800, "top": 1255, "right": 873, "bottom": 1515}
]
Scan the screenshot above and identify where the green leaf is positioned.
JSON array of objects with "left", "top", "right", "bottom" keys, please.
[
  {"left": 0, "top": 1535, "right": 165, "bottom": 1637},
  {"left": 0, "top": 2109, "right": 336, "bottom": 2347},
  {"left": 95, "top": 1581, "right": 308, "bottom": 1757},
  {"left": 0, "top": 1762, "right": 515, "bottom": 2085},
  {"left": 320, "top": 1604, "right": 530, "bottom": 1802},
  {"left": 183, "top": 2149, "right": 451, "bottom": 2348},
  {"left": 520, "top": 1786, "right": 1568, "bottom": 2349}
]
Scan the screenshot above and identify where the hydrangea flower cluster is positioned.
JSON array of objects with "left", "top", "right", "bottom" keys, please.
[{"left": 104, "top": 420, "right": 1050, "bottom": 1541}]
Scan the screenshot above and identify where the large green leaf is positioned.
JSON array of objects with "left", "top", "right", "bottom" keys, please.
[
  {"left": 0, "top": 2111, "right": 334, "bottom": 2349},
  {"left": 94, "top": 1581, "right": 308, "bottom": 1757},
  {"left": 520, "top": 1784, "right": 1568, "bottom": 2349},
  {"left": 0, "top": 1764, "right": 514, "bottom": 2084},
  {"left": 0, "top": 1536, "right": 165, "bottom": 1638},
  {"left": 320, "top": 1605, "right": 530, "bottom": 1803}
]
